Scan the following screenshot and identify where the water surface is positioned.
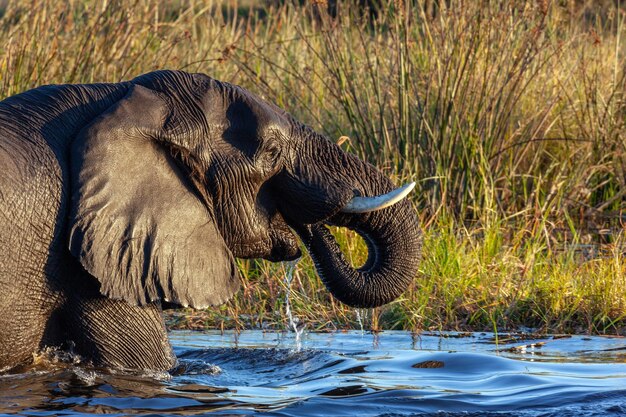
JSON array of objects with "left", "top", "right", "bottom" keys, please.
[{"left": 2, "top": 331, "right": 626, "bottom": 416}]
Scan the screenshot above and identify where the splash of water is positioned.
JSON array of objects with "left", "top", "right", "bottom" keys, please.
[
  {"left": 284, "top": 259, "right": 305, "bottom": 351},
  {"left": 355, "top": 309, "right": 365, "bottom": 335},
  {"left": 32, "top": 345, "right": 83, "bottom": 368}
]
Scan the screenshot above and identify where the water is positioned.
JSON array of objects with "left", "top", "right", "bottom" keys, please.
[
  {"left": 282, "top": 261, "right": 305, "bottom": 350},
  {"left": 2, "top": 331, "right": 626, "bottom": 416},
  {"left": 355, "top": 309, "right": 365, "bottom": 334}
]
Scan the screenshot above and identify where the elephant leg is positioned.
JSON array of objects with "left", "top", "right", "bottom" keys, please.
[
  {"left": 56, "top": 269, "right": 176, "bottom": 371},
  {"left": 59, "top": 291, "right": 175, "bottom": 371},
  {"left": 64, "top": 296, "right": 176, "bottom": 371},
  {"left": 0, "top": 287, "right": 57, "bottom": 370}
]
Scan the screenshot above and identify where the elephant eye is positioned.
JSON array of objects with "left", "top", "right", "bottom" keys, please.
[
  {"left": 257, "top": 142, "right": 282, "bottom": 171},
  {"left": 268, "top": 145, "right": 281, "bottom": 163}
]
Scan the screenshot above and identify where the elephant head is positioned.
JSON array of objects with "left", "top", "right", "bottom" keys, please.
[{"left": 68, "top": 70, "right": 421, "bottom": 310}]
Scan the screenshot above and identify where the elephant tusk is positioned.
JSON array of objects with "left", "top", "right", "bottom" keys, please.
[{"left": 340, "top": 182, "right": 416, "bottom": 214}]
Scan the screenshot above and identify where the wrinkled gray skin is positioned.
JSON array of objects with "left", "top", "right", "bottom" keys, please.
[{"left": 0, "top": 70, "right": 421, "bottom": 372}]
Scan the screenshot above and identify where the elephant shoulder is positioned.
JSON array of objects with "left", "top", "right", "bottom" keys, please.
[
  {"left": 0, "top": 125, "right": 66, "bottom": 257},
  {"left": 0, "top": 131, "right": 59, "bottom": 191}
]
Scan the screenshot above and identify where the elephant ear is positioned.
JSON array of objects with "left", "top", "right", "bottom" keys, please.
[{"left": 68, "top": 84, "right": 240, "bottom": 308}]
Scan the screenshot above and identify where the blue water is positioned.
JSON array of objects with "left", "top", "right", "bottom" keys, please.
[{"left": 2, "top": 331, "right": 626, "bottom": 416}]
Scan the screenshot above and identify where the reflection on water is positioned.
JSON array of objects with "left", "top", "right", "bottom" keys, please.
[{"left": 2, "top": 331, "right": 626, "bottom": 416}]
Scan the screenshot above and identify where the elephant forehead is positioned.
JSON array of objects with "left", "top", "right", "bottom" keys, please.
[{"left": 200, "top": 82, "right": 290, "bottom": 134}]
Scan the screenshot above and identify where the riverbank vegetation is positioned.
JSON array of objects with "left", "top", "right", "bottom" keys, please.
[{"left": 1, "top": 0, "right": 624, "bottom": 334}]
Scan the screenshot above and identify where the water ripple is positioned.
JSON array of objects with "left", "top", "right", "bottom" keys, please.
[{"left": 1, "top": 331, "right": 625, "bottom": 416}]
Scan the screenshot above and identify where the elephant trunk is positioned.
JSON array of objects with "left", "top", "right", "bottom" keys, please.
[
  {"left": 281, "top": 128, "right": 422, "bottom": 308},
  {"left": 295, "top": 197, "right": 421, "bottom": 308}
]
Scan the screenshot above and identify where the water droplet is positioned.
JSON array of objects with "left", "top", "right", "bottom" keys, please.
[
  {"left": 355, "top": 309, "right": 365, "bottom": 335},
  {"left": 284, "top": 259, "right": 305, "bottom": 351}
]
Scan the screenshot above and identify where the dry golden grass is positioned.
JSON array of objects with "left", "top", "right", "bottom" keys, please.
[{"left": 1, "top": 0, "right": 625, "bottom": 334}]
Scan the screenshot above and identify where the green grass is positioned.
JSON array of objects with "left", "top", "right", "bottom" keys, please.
[{"left": 1, "top": 0, "right": 625, "bottom": 334}]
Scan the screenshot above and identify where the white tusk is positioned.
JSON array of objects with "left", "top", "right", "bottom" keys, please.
[{"left": 340, "top": 182, "right": 416, "bottom": 214}]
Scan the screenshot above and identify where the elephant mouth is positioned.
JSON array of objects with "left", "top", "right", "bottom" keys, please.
[
  {"left": 268, "top": 227, "right": 301, "bottom": 261},
  {"left": 230, "top": 224, "right": 301, "bottom": 262}
]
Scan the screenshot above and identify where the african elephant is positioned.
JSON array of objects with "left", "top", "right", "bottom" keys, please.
[{"left": 0, "top": 70, "right": 421, "bottom": 372}]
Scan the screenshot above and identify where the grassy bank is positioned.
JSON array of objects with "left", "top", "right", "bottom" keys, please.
[
  {"left": 167, "top": 218, "right": 626, "bottom": 335},
  {"left": 1, "top": 0, "right": 625, "bottom": 334}
]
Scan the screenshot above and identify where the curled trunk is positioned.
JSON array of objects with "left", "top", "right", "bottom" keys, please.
[
  {"left": 294, "top": 191, "right": 421, "bottom": 308},
  {"left": 279, "top": 128, "right": 422, "bottom": 308}
]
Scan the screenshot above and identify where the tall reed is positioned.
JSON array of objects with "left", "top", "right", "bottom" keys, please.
[{"left": 1, "top": 0, "right": 625, "bottom": 333}]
